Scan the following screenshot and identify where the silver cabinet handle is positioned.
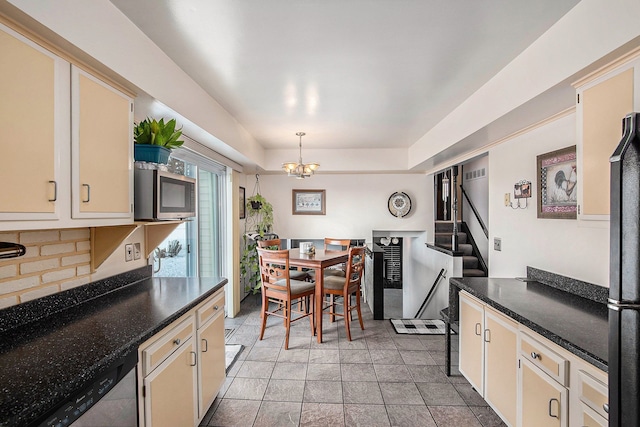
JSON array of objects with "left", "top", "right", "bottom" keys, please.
[
  {"left": 190, "top": 351, "right": 197, "bottom": 366},
  {"left": 173, "top": 338, "right": 181, "bottom": 346},
  {"left": 82, "top": 184, "right": 91, "bottom": 203},
  {"left": 548, "top": 398, "right": 559, "bottom": 418},
  {"left": 483, "top": 329, "right": 491, "bottom": 343},
  {"left": 48, "top": 181, "right": 57, "bottom": 202},
  {"left": 530, "top": 352, "right": 540, "bottom": 359},
  {"left": 475, "top": 323, "right": 481, "bottom": 336},
  {"left": 603, "top": 403, "right": 609, "bottom": 413},
  {"left": 202, "top": 338, "right": 208, "bottom": 352}
]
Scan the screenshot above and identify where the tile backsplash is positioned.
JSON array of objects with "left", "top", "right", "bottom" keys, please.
[{"left": 0, "top": 229, "right": 91, "bottom": 309}]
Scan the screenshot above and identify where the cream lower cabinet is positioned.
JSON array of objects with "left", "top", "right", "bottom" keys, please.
[
  {"left": 139, "top": 288, "right": 226, "bottom": 427},
  {"left": 519, "top": 357, "right": 568, "bottom": 427},
  {"left": 196, "top": 291, "right": 226, "bottom": 419},
  {"left": 459, "top": 291, "right": 518, "bottom": 426},
  {"left": 143, "top": 335, "right": 198, "bottom": 427},
  {"left": 458, "top": 291, "right": 609, "bottom": 427}
]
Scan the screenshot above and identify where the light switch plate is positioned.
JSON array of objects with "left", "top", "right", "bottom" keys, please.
[
  {"left": 125, "top": 243, "right": 133, "bottom": 261},
  {"left": 133, "top": 243, "right": 141, "bottom": 260},
  {"left": 504, "top": 193, "right": 510, "bottom": 206},
  {"left": 494, "top": 238, "right": 502, "bottom": 251}
]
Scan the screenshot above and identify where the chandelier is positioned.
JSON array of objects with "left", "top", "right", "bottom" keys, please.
[{"left": 282, "top": 132, "right": 320, "bottom": 179}]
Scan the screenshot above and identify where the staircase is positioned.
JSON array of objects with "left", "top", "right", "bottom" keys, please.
[{"left": 435, "top": 221, "right": 486, "bottom": 277}]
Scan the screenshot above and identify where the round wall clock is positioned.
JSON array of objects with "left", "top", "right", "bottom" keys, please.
[{"left": 388, "top": 192, "right": 412, "bottom": 217}]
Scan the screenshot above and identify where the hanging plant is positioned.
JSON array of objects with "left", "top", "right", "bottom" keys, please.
[{"left": 240, "top": 175, "right": 275, "bottom": 294}]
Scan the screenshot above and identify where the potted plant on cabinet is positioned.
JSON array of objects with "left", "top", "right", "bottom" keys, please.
[
  {"left": 240, "top": 193, "right": 274, "bottom": 295},
  {"left": 133, "top": 118, "right": 185, "bottom": 164}
]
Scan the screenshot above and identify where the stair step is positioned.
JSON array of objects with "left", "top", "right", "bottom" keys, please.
[
  {"left": 463, "top": 268, "right": 487, "bottom": 277},
  {"left": 435, "top": 232, "right": 468, "bottom": 245},
  {"left": 462, "top": 255, "right": 479, "bottom": 269},
  {"left": 435, "top": 221, "right": 463, "bottom": 233},
  {"left": 439, "top": 243, "right": 474, "bottom": 256}
]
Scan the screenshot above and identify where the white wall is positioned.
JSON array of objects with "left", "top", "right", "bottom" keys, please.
[
  {"left": 488, "top": 112, "right": 609, "bottom": 286},
  {"left": 255, "top": 174, "right": 429, "bottom": 241},
  {"left": 404, "top": 239, "right": 462, "bottom": 319}
]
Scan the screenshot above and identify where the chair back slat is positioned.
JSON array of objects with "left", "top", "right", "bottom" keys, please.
[
  {"left": 257, "top": 247, "right": 290, "bottom": 292},
  {"left": 324, "top": 238, "right": 351, "bottom": 251},
  {"left": 257, "top": 238, "right": 281, "bottom": 249},
  {"left": 345, "top": 246, "right": 366, "bottom": 291}
]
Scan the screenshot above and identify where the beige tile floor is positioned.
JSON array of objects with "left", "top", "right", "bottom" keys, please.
[{"left": 200, "top": 297, "right": 506, "bottom": 427}]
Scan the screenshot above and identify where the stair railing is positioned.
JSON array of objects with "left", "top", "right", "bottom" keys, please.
[
  {"left": 460, "top": 185, "right": 488, "bottom": 238},
  {"left": 415, "top": 268, "right": 447, "bottom": 318}
]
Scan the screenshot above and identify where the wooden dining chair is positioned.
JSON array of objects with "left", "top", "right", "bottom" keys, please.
[
  {"left": 324, "top": 238, "right": 351, "bottom": 274},
  {"left": 322, "top": 246, "right": 366, "bottom": 341},
  {"left": 256, "top": 248, "right": 316, "bottom": 349},
  {"left": 257, "top": 238, "right": 309, "bottom": 281}
]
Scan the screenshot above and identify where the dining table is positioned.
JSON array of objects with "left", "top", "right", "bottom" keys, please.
[{"left": 287, "top": 248, "right": 349, "bottom": 343}]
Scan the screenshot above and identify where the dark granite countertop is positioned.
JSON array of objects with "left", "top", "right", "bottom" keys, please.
[
  {"left": 449, "top": 277, "right": 608, "bottom": 373},
  {"left": 0, "top": 275, "right": 227, "bottom": 427}
]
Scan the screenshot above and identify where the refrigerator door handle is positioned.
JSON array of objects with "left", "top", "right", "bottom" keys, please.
[{"left": 608, "top": 301, "right": 640, "bottom": 311}]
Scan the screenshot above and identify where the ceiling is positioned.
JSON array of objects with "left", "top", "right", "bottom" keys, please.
[{"left": 110, "top": 0, "right": 580, "bottom": 154}]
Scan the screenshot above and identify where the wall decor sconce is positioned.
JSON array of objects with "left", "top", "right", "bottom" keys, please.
[{"left": 508, "top": 180, "right": 531, "bottom": 209}]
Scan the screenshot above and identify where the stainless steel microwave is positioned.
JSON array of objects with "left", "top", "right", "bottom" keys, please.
[{"left": 134, "top": 169, "right": 196, "bottom": 220}]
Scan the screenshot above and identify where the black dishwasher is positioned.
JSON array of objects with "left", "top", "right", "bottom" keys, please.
[{"left": 37, "top": 352, "right": 137, "bottom": 427}]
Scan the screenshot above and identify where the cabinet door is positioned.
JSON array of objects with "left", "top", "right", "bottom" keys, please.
[
  {"left": 71, "top": 66, "right": 133, "bottom": 219},
  {"left": 459, "top": 292, "right": 484, "bottom": 394},
  {"left": 484, "top": 306, "right": 518, "bottom": 427},
  {"left": 577, "top": 402, "right": 607, "bottom": 427},
  {"left": 197, "top": 309, "right": 225, "bottom": 419},
  {"left": 144, "top": 336, "right": 197, "bottom": 427},
  {"left": 0, "top": 23, "right": 69, "bottom": 221},
  {"left": 578, "top": 65, "right": 634, "bottom": 219},
  {"left": 519, "top": 358, "right": 568, "bottom": 427}
]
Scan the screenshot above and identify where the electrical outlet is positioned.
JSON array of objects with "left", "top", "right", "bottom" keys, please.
[
  {"left": 133, "top": 243, "right": 141, "bottom": 260},
  {"left": 125, "top": 243, "right": 134, "bottom": 261},
  {"left": 504, "top": 193, "right": 510, "bottom": 206},
  {"left": 494, "top": 237, "right": 502, "bottom": 251}
]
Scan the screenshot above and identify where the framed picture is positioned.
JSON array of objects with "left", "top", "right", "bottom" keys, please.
[
  {"left": 537, "top": 145, "right": 577, "bottom": 219},
  {"left": 292, "top": 189, "right": 326, "bottom": 215},
  {"left": 239, "top": 186, "right": 246, "bottom": 219}
]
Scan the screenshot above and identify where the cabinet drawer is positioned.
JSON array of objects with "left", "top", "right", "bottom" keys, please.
[
  {"left": 197, "top": 292, "right": 224, "bottom": 327},
  {"left": 577, "top": 369, "right": 609, "bottom": 420},
  {"left": 519, "top": 332, "right": 568, "bottom": 386},
  {"left": 141, "top": 316, "right": 195, "bottom": 376}
]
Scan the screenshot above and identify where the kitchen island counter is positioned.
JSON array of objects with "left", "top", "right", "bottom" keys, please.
[
  {"left": 449, "top": 276, "right": 608, "bottom": 372},
  {"left": 0, "top": 270, "right": 226, "bottom": 427}
]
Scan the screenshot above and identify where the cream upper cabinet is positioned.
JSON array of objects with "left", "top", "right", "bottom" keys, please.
[
  {"left": 458, "top": 291, "right": 517, "bottom": 427},
  {"left": 575, "top": 54, "right": 639, "bottom": 221},
  {"left": 0, "top": 22, "right": 134, "bottom": 231},
  {"left": 0, "top": 22, "right": 69, "bottom": 222},
  {"left": 71, "top": 66, "right": 133, "bottom": 219}
]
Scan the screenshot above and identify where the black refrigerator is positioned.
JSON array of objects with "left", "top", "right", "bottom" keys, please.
[{"left": 609, "top": 112, "right": 640, "bottom": 426}]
